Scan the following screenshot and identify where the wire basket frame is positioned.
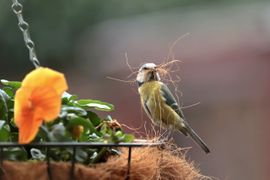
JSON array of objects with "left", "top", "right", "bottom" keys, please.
[{"left": 0, "top": 142, "right": 164, "bottom": 180}]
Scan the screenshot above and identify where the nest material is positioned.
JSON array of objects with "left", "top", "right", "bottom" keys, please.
[{"left": 1, "top": 146, "right": 208, "bottom": 180}]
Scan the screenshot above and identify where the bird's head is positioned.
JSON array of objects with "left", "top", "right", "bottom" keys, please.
[{"left": 136, "top": 63, "right": 161, "bottom": 86}]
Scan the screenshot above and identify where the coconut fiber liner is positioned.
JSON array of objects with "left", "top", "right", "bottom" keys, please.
[{"left": 1, "top": 146, "right": 208, "bottom": 180}]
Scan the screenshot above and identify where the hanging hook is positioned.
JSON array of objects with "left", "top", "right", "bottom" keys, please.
[{"left": 10, "top": 0, "right": 41, "bottom": 68}]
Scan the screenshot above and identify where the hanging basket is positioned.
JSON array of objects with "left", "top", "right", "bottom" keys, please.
[{"left": 0, "top": 142, "right": 205, "bottom": 180}]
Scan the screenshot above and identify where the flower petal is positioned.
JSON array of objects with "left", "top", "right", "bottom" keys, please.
[
  {"left": 19, "top": 114, "right": 43, "bottom": 144},
  {"left": 31, "top": 87, "right": 61, "bottom": 121},
  {"left": 14, "top": 87, "right": 32, "bottom": 127},
  {"left": 15, "top": 88, "right": 43, "bottom": 143},
  {"left": 14, "top": 67, "right": 68, "bottom": 143},
  {"left": 22, "top": 67, "right": 68, "bottom": 95}
]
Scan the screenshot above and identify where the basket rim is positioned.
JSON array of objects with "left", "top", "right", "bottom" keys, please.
[{"left": 0, "top": 141, "right": 164, "bottom": 148}]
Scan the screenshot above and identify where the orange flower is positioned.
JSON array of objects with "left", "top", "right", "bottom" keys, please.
[{"left": 14, "top": 67, "right": 68, "bottom": 144}]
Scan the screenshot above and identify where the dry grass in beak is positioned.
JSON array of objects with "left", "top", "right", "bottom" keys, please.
[{"left": 156, "top": 60, "right": 182, "bottom": 77}]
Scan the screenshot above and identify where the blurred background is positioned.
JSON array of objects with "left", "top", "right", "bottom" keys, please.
[{"left": 1, "top": 0, "right": 270, "bottom": 179}]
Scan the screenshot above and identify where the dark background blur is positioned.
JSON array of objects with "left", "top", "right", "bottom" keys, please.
[{"left": 1, "top": 0, "right": 270, "bottom": 179}]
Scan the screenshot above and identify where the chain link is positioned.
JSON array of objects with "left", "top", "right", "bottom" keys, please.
[{"left": 11, "top": 0, "right": 40, "bottom": 68}]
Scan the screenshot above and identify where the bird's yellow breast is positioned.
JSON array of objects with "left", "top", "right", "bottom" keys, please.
[
  {"left": 138, "top": 81, "right": 182, "bottom": 129},
  {"left": 138, "top": 81, "right": 161, "bottom": 102}
]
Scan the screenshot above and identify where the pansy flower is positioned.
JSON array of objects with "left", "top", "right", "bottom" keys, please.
[{"left": 14, "top": 67, "right": 68, "bottom": 143}]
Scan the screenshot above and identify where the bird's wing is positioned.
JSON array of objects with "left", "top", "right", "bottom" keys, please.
[
  {"left": 160, "top": 83, "right": 185, "bottom": 119},
  {"left": 143, "top": 99, "right": 152, "bottom": 118},
  {"left": 160, "top": 83, "right": 210, "bottom": 153}
]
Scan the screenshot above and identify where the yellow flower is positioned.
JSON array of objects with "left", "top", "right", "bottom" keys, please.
[
  {"left": 14, "top": 67, "right": 68, "bottom": 144},
  {"left": 72, "top": 125, "right": 84, "bottom": 139}
]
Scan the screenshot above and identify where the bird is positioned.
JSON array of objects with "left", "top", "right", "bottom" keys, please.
[{"left": 136, "top": 63, "right": 210, "bottom": 153}]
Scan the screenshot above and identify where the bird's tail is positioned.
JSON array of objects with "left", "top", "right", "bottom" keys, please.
[{"left": 182, "top": 123, "right": 210, "bottom": 154}]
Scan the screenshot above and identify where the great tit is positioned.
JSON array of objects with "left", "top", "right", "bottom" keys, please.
[{"left": 137, "top": 63, "right": 210, "bottom": 153}]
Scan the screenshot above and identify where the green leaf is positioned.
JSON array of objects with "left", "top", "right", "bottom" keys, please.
[
  {"left": 0, "top": 89, "right": 10, "bottom": 100},
  {"left": 100, "top": 123, "right": 109, "bottom": 135},
  {"left": 0, "top": 90, "right": 8, "bottom": 120},
  {"left": 62, "top": 92, "right": 78, "bottom": 105},
  {"left": 61, "top": 106, "right": 87, "bottom": 116},
  {"left": 38, "top": 125, "right": 50, "bottom": 141},
  {"left": 7, "top": 99, "right": 14, "bottom": 110},
  {"left": 10, "top": 117, "right": 16, "bottom": 128},
  {"left": 69, "top": 148, "right": 88, "bottom": 163},
  {"left": 104, "top": 115, "right": 113, "bottom": 121},
  {"left": 9, "top": 132, "right": 18, "bottom": 142},
  {"left": 62, "top": 92, "right": 72, "bottom": 99},
  {"left": 114, "top": 130, "right": 123, "bottom": 137},
  {"left": 88, "top": 133, "right": 102, "bottom": 142},
  {"left": 123, "top": 134, "right": 134, "bottom": 142},
  {"left": 0, "top": 120, "right": 5, "bottom": 129},
  {"left": 3, "top": 147, "right": 28, "bottom": 161},
  {"left": 90, "top": 147, "right": 108, "bottom": 164},
  {"left": 1, "top": 79, "right": 21, "bottom": 89},
  {"left": 87, "top": 111, "right": 101, "bottom": 126},
  {"left": 0, "top": 121, "right": 10, "bottom": 141},
  {"left": 76, "top": 99, "right": 114, "bottom": 111},
  {"left": 62, "top": 97, "right": 69, "bottom": 105},
  {"left": 48, "top": 123, "right": 72, "bottom": 142},
  {"left": 3, "top": 87, "right": 14, "bottom": 97},
  {"left": 69, "top": 95, "right": 78, "bottom": 101}
]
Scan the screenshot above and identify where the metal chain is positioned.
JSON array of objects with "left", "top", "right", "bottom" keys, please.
[{"left": 11, "top": 0, "right": 40, "bottom": 68}]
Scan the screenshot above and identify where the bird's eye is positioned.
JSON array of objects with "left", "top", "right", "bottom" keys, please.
[{"left": 143, "top": 67, "right": 148, "bottom": 70}]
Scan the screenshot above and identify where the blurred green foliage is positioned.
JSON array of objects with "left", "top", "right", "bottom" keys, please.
[{"left": 0, "top": 0, "right": 261, "bottom": 71}]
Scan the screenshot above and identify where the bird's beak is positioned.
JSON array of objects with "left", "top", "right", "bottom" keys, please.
[
  {"left": 149, "top": 68, "right": 157, "bottom": 73},
  {"left": 147, "top": 68, "right": 158, "bottom": 81}
]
